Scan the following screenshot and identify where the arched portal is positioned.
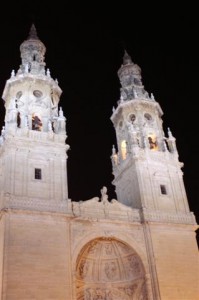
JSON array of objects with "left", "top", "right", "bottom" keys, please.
[{"left": 76, "top": 238, "right": 148, "bottom": 300}]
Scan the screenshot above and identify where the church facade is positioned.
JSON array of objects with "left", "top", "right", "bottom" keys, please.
[{"left": 0, "top": 25, "right": 198, "bottom": 300}]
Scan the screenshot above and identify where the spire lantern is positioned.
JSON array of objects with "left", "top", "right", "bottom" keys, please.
[
  {"left": 117, "top": 51, "right": 148, "bottom": 102},
  {"left": 18, "top": 24, "right": 46, "bottom": 75}
]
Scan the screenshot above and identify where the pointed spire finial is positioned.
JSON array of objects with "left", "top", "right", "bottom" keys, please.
[
  {"left": 123, "top": 50, "right": 133, "bottom": 65},
  {"left": 28, "top": 24, "right": 39, "bottom": 40},
  {"left": 168, "top": 127, "right": 174, "bottom": 138},
  {"left": 112, "top": 145, "right": 116, "bottom": 155}
]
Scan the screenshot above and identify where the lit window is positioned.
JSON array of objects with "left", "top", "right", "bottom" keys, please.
[
  {"left": 35, "top": 168, "right": 42, "bottom": 180},
  {"left": 32, "top": 114, "right": 42, "bottom": 131},
  {"left": 121, "top": 140, "right": 127, "bottom": 160},
  {"left": 160, "top": 185, "right": 167, "bottom": 195},
  {"left": 148, "top": 134, "right": 158, "bottom": 150}
]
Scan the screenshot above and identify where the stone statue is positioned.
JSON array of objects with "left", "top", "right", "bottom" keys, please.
[
  {"left": 101, "top": 186, "right": 108, "bottom": 203},
  {"left": 11, "top": 70, "right": 15, "bottom": 78},
  {"left": 46, "top": 68, "right": 51, "bottom": 77},
  {"left": 48, "top": 120, "right": 52, "bottom": 131}
]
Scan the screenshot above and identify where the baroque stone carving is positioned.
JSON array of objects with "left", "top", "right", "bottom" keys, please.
[
  {"left": 118, "top": 241, "right": 133, "bottom": 254},
  {"left": 87, "top": 241, "right": 99, "bottom": 255},
  {"left": 104, "top": 243, "right": 113, "bottom": 255},
  {"left": 76, "top": 238, "right": 147, "bottom": 299},
  {"left": 79, "top": 259, "right": 89, "bottom": 278},
  {"left": 127, "top": 255, "right": 141, "bottom": 277},
  {"left": 104, "top": 261, "right": 117, "bottom": 280},
  {"left": 78, "top": 282, "right": 146, "bottom": 300}
]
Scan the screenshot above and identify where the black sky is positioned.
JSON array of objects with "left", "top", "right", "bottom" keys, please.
[{"left": 0, "top": 4, "right": 198, "bottom": 242}]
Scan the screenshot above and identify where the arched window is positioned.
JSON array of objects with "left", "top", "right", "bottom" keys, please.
[
  {"left": 148, "top": 134, "right": 158, "bottom": 150},
  {"left": 32, "top": 114, "right": 42, "bottom": 131},
  {"left": 121, "top": 140, "right": 127, "bottom": 160},
  {"left": 17, "top": 112, "right": 21, "bottom": 128}
]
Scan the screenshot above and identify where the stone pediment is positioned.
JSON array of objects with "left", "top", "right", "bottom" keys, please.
[
  {"left": 76, "top": 197, "right": 132, "bottom": 210},
  {"left": 71, "top": 187, "right": 141, "bottom": 222}
]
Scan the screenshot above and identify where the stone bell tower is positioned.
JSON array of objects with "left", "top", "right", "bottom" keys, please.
[
  {"left": 110, "top": 51, "right": 199, "bottom": 299},
  {"left": 0, "top": 24, "right": 69, "bottom": 212},
  {"left": 0, "top": 25, "right": 70, "bottom": 299},
  {"left": 111, "top": 51, "right": 190, "bottom": 215}
]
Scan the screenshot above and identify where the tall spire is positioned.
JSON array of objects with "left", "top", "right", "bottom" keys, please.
[{"left": 28, "top": 23, "right": 39, "bottom": 40}]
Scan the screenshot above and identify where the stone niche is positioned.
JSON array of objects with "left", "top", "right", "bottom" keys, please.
[{"left": 75, "top": 237, "right": 148, "bottom": 300}]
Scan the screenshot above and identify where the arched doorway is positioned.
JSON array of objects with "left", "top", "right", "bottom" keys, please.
[{"left": 76, "top": 238, "right": 148, "bottom": 299}]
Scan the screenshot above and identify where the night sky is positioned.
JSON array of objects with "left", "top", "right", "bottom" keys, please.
[{"left": 0, "top": 4, "right": 198, "bottom": 243}]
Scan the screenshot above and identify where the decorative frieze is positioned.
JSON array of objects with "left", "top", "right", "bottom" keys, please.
[
  {"left": 2, "top": 194, "right": 69, "bottom": 213},
  {"left": 1, "top": 193, "right": 196, "bottom": 225},
  {"left": 142, "top": 208, "right": 197, "bottom": 225}
]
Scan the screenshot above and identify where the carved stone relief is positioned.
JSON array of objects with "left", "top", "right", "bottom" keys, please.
[
  {"left": 79, "top": 259, "right": 90, "bottom": 278},
  {"left": 76, "top": 238, "right": 148, "bottom": 299},
  {"left": 126, "top": 254, "right": 142, "bottom": 278},
  {"left": 77, "top": 281, "right": 147, "bottom": 300},
  {"left": 104, "top": 261, "right": 118, "bottom": 280}
]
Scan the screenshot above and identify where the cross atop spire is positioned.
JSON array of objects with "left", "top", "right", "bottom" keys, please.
[{"left": 28, "top": 24, "right": 39, "bottom": 40}]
